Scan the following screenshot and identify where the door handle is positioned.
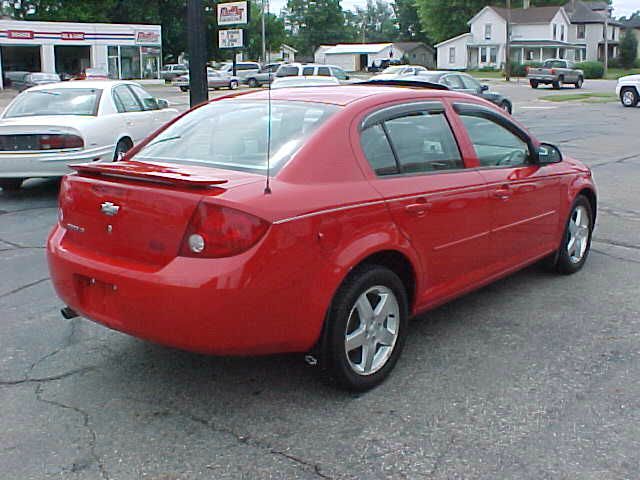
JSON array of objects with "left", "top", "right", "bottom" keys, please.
[
  {"left": 405, "top": 199, "right": 432, "bottom": 215},
  {"left": 126, "top": 121, "right": 135, "bottom": 126},
  {"left": 492, "top": 186, "right": 512, "bottom": 200}
]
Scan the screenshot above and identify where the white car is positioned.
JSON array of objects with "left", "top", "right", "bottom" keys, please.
[
  {"left": 271, "top": 76, "right": 341, "bottom": 89},
  {"left": 275, "top": 63, "right": 351, "bottom": 82},
  {"left": 0, "top": 80, "right": 178, "bottom": 190},
  {"left": 616, "top": 74, "right": 640, "bottom": 107},
  {"left": 374, "top": 65, "right": 428, "bottom": 80}
]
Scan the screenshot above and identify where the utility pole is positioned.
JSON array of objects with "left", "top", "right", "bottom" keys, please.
[
  {"left": 505, "top": 0, "right": 511, "bottom": 81},
  {"left": 187, "top": 0, "right": 208, "bottom": 107},
  {"left": 604, "top": 9, "right": 609, "bottom": 75}
]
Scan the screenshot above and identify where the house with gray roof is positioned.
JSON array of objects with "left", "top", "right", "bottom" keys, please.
[{"left": 435, "top": 0, "right": 621, "bottom": 70}]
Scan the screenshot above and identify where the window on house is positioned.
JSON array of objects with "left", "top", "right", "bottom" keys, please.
[
  {"left": 485, "top": 24, "right": 492, "bottom": 40},
  {"left": 480, "top": 48, "right": 487, "bottom": 63},
  {"left": 561, "top": 25, "right": 565, "bottom": 41},
  {"left": 449, "top": 47, "right": 456, "bottom": 64},
  {"left": 577, "top": 25, "right": 585, "bottom": 39},
  {"left": 553, "top": 24, "right": 557, "bottom": 39}
]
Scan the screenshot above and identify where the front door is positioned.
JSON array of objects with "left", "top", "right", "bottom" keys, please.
[
  {"left": 454, "top": 103, "right": 562, "bottom": 271},
  {"left": 357, "top": 102, "right": 492, "bottom": 305}
]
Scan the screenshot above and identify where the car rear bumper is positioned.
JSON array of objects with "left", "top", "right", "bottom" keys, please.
[
  {"left": 46, "top": 224, "right": 322, "bottom": 355},
  {"left": 527, "top": 75, "right": 556, "bottom": 82},
  {"left": 0, "top": 145, "right": 114, "bottom": 178}
]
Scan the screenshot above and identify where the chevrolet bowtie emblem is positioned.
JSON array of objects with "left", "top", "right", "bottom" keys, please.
[{"left": 101, "top": 202, "right": 120, "bottom": 216}]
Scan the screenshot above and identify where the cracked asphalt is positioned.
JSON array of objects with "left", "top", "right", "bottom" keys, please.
[{"left": 1, "top": 83, "right": 640, "bottom": 479}]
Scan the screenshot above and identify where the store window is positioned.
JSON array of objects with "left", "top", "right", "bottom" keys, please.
[
  {"left": 141, "top": 47, "right": 160, "bottom": 79},
  {"left": 120, "top": 46, "right": 141, "bottom": 80},
  {"left": 108, "top": 46, "right": 120, "bottom": 79}
]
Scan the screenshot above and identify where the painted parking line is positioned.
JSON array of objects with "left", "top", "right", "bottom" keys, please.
[{"left": 520, "top": 105, "right": 559, "bottom": 110}]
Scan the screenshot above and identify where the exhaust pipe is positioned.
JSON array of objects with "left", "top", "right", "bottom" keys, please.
[{"left": 60, "top": 306, "right": 79, "bottom": 319}]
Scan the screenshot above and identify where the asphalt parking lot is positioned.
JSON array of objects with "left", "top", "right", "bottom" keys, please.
[{"left": 1, "top": 80, "right": 639, "bottom": 479}]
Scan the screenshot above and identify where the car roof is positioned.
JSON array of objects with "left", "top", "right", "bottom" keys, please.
[
  {"left": 26, "top": 80, "right": 138, "bottom": 91},
  {"left": 239, "top": 85, "right": 464, "bottom": 107}
]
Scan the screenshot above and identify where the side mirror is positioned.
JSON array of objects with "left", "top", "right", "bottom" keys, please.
[
  {"left": 537, "top": 143, "right": 563, "bottom": 164},
  {"left": 157, "top": 98, "right": 170, "bottom": 109},
  {"left": 481, "top": 84, "right": 489, "bottom": 92}
]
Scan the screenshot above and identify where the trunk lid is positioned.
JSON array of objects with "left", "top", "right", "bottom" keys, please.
[
  {"left": 0, "top": 117, "right": 87, "bottom": 152},
  {"left": 59, "top": 161, "right": 264, "bottom": 268}
]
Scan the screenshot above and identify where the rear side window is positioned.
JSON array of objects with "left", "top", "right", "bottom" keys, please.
[
  {"left": 360, "top": 110, "right": 463, "bottom": 175},
  {"left": 317, "top": 67, "right": 331, "bottom": 77},
  {"left": 460, "top": 115, "right": 529, "bottom": 167},
  {"left": 302, "top": 66, "right": 315, "bottom": 76}
]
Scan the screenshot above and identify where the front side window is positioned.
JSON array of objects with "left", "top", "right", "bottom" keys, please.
[
  {"left": 4, "top": 88, "right": 101, "bottom": 118},
  {"left": 113, "top": 85, "right": 143, "bottom": 113},
  {"left": 460, "top": 75, "right": 481, "bottom": 91},
  {"left": 136, "top": 100, "right": 338, "bottom": 175},
  {"left": 129, "top": 84, "right": 159, "bottom": 111},
  {"left": 442, "top": 75, "right": 464, "bottom": 89},
  {"left": 317, "top": 67, "right": 331, "bottom": 77},
  {"left": 460, "top": 114, "right": 529, "bottom": 167},
  {"left": 331, "top": 67, "right": 348, "bottom": 80}
]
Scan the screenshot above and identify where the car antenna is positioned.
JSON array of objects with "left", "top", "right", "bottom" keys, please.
[{"left": 264, "top": 0, "right": 273, "bottom": 195}]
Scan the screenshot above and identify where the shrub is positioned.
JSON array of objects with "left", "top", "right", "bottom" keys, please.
[
  {"left": 620, "top": 28, "right": 639, "bottom": 69},
  {"left": 478, "top": 65, "right": 497, "bottom": 72},
  {"left": 576, "top": 61, "right": 604, "bottom": 79},
  {"left": 608, "top": 57, "right": 622, "bottom": 69},
  {"left": 509, "top": 61, "right": 541, "bottom": 78}
]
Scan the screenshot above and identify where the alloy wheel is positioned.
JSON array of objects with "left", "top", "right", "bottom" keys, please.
[
  {"left": 567, "top": 205, "right": 590, "bottom": 264},
  {"left": 344, "top": 286, "right": 400, "bottom": 376},
  {"left": 622, "top": 90, "right": 636, "bottom": 106}
]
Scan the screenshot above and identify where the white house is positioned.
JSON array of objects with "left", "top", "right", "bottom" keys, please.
[
  {"left": 435, "top": 1, "right": 621, "bottom": 70},
  {"left": 0, "top": 19, "right": 162, "bottom": 83},
  {"left": 314, "top": 42, "right": 435, "bottom": 71}
]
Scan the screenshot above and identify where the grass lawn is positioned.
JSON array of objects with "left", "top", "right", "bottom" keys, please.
[
  {"left": 604, "top": 68, "right": 640, "bottom": 80},
  {"left": 540, "top": 92, "right": 618, "bottom": 103},
  {"left": 467, "top": 70, "right": 505, "bottom": 79}
]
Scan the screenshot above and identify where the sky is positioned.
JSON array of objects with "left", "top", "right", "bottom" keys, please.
[{"left": 268, "top": 0, "right": 638, "bottom": 18}]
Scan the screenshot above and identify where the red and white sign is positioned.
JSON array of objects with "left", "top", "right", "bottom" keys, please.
[
  {"left": 217, "top": 1, "right": 249, "bottom": 26},
  {"left": 61, "top": 32, "right": 85, "bottom": 41},
  {"left": 135, "top": 30, "right": 161, "bottom": 45},
  {"left": 8, "top": 30, "right": 34, "bottom": 40},
  {"left": 219, "top": 29, "right": 244, "bottom": 49}
]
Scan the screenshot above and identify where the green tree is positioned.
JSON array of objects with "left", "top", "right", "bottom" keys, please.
[
  {"left": 354, "top": 0, "right": 399, "bottom": 43},
  {"left": 393, "top": 0, "right": 430, "bottom": 43},
  {"left": 283, "top": 0, "right": 347, "bottom": 56},
  {"left": 620, "top": 28, "right": 638, "bottom": 69},
  {"left": 244, "top": 1, "right": 286, "bottom": 61}
]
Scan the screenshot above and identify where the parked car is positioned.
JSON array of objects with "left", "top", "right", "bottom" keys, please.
[
  {"left": 368, "top": 58, "right": 402, "bottom": 73},
  {"left": 275, "top": 63, "right": 351, "bottom": 82},
  {"left": 374, "top": 65, "right": 428, "bottom": 80},
  {"left": 160, "top": 64, "right": 189, "bottom": 82},
  {"left": 0, "top": 81, "right": 178, "bottom": 191},
  {"left": 616, "top": 74, "right": 640, "bottom": 107},
  {"left": 217, "top": 62, "right": 261, "bottom": 81},
  {"left": 527, "top": 59, "right": 584, "bottom": 89},
  {"left": 271, "top": 75, "right": 340, "bottom": 89},
  {"left": 18, "top": 72, "right": 61, "bottom": 91},
  {"left": 4, "top": 71, "right": 30, "bottom": 89},
  {"left": 75, "top": 68, "right": 109, "bottom": 80},
  {"left": 392, "top": 71, "right": 513, "bottom": 113},
  {"left": 245, "top": 63, "right": 283, "bottom": 88},
  {"left": 173, "top": 68, "right": 240, "bottom": 92},
  {"left": 47, "top": 85, "right": 597, "bottom": 391}
]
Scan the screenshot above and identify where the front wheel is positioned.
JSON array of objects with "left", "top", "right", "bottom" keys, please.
[
  {"left": 247, "top": 78, "right": 259, "bottom": 88},
  {"left": 0, "top": 178, "right": 24, "bottom": 191},
  {"left": 113, "top": 139, "right": 132, "bottom": 161},
  {"left": 229, "top": 80, "right": 239, "bottom": 90},
  {"left": 179, "top": 86, "right": 188, "bottom": 92},
  {"left": 501, "top": 101, "right": 513, "bottom": 114},
  {"left": 620, "top": 87, "right": 639, "bottom": 107},
  {"left": 553, "top": 196, "right": 594, "bottom": 275},
  {"left": 322, "top": 265, "right": 408, "bottom": 391},
  {"left": 575, "top": 77, "right": 583, "bottom": 89},
  {"left": 552, "top": 79, "right": 562, "bottom": 89}
]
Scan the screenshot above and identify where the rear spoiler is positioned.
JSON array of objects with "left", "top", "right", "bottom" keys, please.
[
  {"left": 354, "top": 79, "right": 450, "bottom": 90},
  {"left": 69, "top": 161, "right": 228, "bottom": 188}
]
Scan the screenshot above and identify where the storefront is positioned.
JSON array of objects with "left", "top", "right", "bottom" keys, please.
[{"left": 0, "top": 19, "right": 161, "bottom": 88}]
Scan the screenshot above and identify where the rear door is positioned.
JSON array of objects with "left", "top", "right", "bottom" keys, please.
[
  {"left": 453, "top": 102, "right": 562, "bottom": 270},
  {"left": 357, "top": 101, "right": 492, "bottom": 305}
]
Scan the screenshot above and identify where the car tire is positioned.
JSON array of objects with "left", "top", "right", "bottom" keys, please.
[
  {"left": 322, "top": 265, "right": 408, "bottom": 391},
  {"left": 0, "top": 178, "right": 24, "bottom": 191},
  {"left": 229, "top": 80, "right": 239, "bottom": 90},
  {"left": 552, "top": 79, "right": 562, "bottom": 89},
  {"left": 530, "top": 80, "right": 539, "bottom": 89},
  {"left": 575, "top": 77, "right": 583, "bottom": 89},
  {"left": 552, "top": 195, "right": 594, "bottom": 275},
  {"left": 620, "top": 87, "right": 639, "bottom": 107},
  {"left": 113, "top": 139, "right": 132, "bottom": 161},
  {"left": 179, "top": 86, "right": 189, "bottom": 92},
  {"left": 501, "top": 101, "right": 513, "bottom": 114},
  {"left": 247, "top": 78, "right": 259, "bottom": 88}
]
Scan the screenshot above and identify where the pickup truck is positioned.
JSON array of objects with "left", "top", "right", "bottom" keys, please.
[{"left": 527, "top": 59, "right": 584, "bottom": 89}]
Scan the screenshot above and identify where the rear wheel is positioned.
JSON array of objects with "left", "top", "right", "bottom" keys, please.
[
  {"left": 247, "top": 78, "right": 259, "bottom": 88},
  {"left": 552, "top": 196, "right": 594, "bottom": 275},
  {"left": 620, "top": 87, "right": 639, "bottom": 107},
  {"left": 0, "top": 178, "right": 24, "bottom": 191},
  {"left": 229, "top": 80, "right": 239, "bottom": 90},
  {"left": 575, "top": 76, "right": 583, "bottom": 89},
  {"left": 530, "top": 80, "right": 539, "bottom": 89},
  {"left": 179, "top": 86, "right": 189, "bottom": 92},
  {"left": 322, "top": 265, "right": 408, "bottom": 391},
  {"left": 552, "top": 78, "right": 562, "bottom": 89},
  {"left": 113, "top": 138, "right": 132, "bottom": 161}
]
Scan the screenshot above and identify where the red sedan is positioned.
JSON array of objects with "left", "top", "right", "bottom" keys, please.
[{"left": 47, "top": 85, "right": 597, "bottom": 390}]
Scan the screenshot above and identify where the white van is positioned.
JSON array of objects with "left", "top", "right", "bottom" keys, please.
[{"left": 275, "top": 63, "right": 351, "bottom": 82}]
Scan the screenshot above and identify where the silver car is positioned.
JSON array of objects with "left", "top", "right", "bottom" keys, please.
[{"left": 173, "top": 68, "right": 240, "bottom": 92}]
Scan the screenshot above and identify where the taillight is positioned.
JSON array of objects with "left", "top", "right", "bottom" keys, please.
[
  {"left": 179, "top": 202, "right": 270, "bottom": 258},
  {"left": 550, "top": 69, "right": 556, "bottom": 75},
  {"left": 38, "top": 134, "right": 84, "bottom": 150},
  {"left": 525, "top": 66, "right": 530, "bottom": 73}
]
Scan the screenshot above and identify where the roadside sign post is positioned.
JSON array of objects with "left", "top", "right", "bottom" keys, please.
[
  {"left": 187, "top": 0, "right": 208, "bottom": 107},
  {"left": 217, "top": 1, "right": 249, "bottom": 76}
]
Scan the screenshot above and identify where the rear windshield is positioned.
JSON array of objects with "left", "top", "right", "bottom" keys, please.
[
  {"left": 381, "top": 66, "right": 405, "bottom": 74},
  {"left": 543, "top": 60, "right": 566, "bottom": 68},
  {"left": 4, "top": 88, "right": 101, "bottom": 118},
  {"left": 135, "top": 100, "right": 339, "bottom": 175}
]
